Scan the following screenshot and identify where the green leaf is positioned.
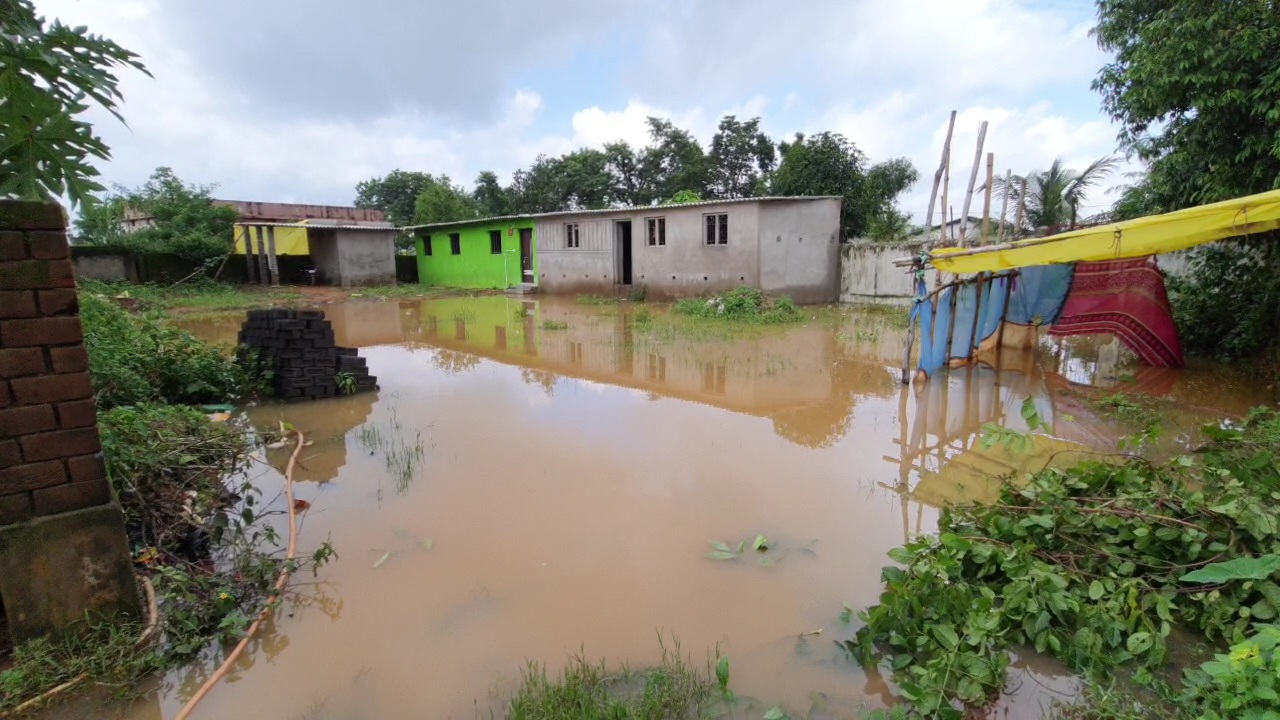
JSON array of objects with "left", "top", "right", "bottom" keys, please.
[
  {"left": 763, "top": 707, "right": 787, "bottom": 720},
  {"left": 1088, "top": 580, "right": 1105, "bottom": 600},
  {"left": 1126, "top": 632, "right": 1153, "bottom": 655},
  {"left": 932, "top": 625, "right": 960, "bottom": 651},
  {"left": 753, "top": 535, "right": 769, "bottom": 552},
  {"left": 707, "top": 551, "right": 737, "bottom": 561},
  {"left": 1180, "top": 555, "right": 1280, "bottom": 584},
  {"left": 710, "top": 541, "right": 732, "bottom": 553},
  {"left": 736, "top": 540, "right": 746, "bottom": 553},
  {"left": 715, "top": 656, "right": 730, "bottom": 691},
  {"left": 887, "top": 547, "right": 914, "bottom": 565}
]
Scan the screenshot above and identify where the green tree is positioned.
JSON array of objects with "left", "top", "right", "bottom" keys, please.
[
  {"left": 411, "top": 174, "right": 478, "bottom": 225},
  {"left": 708, "top": 115, "right": 776, "bottom": 199},
  {"left": 76, "top": 167, "right": 238, "bottom": 263},
  {"left": 997, "top": 156, "right": 1120, "bottom": 232},
  {"left": 1093, "top": 0, "right": 1280, "bottom": 210},
  {"left": 558, "top": 149, "right": 614, "bottom": 210},
  {"left": 640, "top": 117, "right": 710, "bottom": 203},
  {"left": 1093, "top": 0, "right": 1280, "bottom": 365},
  {"left": 354, "top": 170, "right": 433, "bottom": 226},
  {"left": 507, "top": 155, "right": 567, "bottom": 214},
  {"left": 472, "top": 170, "right": 510, "bottom": 217},
  {"left": 0, "top": 0, "right": 149, "bottom": 206},
  {"left": 771, "top": 132, "right": 916, "bottom": 239},
  {"left": 603, "top": 141, "right": 648, "bottom": 206}
]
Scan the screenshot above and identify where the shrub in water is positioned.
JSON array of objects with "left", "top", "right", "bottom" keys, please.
[{"left": 674, "top": 286, "right": 801, "bottom": 324}]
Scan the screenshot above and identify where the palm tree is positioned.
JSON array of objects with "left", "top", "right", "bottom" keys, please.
[{"left": 997, "top": 156, "right": 1121, "bottom": 235}]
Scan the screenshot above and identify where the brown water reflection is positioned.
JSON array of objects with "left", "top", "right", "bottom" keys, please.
[{"left": 88, "top": 297, "right": 1255, "bottom": 719}]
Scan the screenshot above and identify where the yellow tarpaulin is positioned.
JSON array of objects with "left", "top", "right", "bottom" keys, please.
[
  {"left": 930, "top": 188, "right": 1280, "bottom": 274},
  {"left": 233, "top": 225, "right": 310, "bottom": 256}
]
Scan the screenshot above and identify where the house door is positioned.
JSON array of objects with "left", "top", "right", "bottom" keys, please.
[
  {"left": 616, "top": 221, "right": 633, "bottom": 285},
  {"left": 519, "top": 229, "right": 534, "bottom": 284}
]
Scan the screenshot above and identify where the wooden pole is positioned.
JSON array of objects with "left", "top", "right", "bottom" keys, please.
[
  {"left": 940, "top": 143, "right": 952, "bottom": 246},
  {"left": 266, "top": 226, "right": 280, "bottom": 287},
  {"left": 958, "top": 120, "right": 988, "bottom": 246},
  {"left": 254, "top": 226, "right": 269, "bottom": 286},
  {"left": 1013, "top": 178, "right": 1028, "bottom": 240},
  {"left": 925, "top": 111, "right": 957, "bottom": 243},
  {"left": 996, "top": 169, "right": 1012, "bottom": 243},
  {"left": 981, "top": 152, "right": 994, "bottom": 246}
]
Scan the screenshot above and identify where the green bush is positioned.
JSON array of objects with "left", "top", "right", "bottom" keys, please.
[
  {"left": 80, "top": 291, "right": 255, "bottom": 409},
  {"left": 673, "top": 286, "right": 802, "bottom": 324}
]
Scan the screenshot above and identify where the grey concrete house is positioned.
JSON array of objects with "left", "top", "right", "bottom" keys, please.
[{"left": 534, "top": 196, "right": 842, "bottom": 303}]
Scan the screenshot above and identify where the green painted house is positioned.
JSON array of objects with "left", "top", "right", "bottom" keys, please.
[{"left": 413, "top": 217, "right": 536, "bottom": 289}]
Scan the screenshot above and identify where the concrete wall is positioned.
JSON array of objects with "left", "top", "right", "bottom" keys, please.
[
  {"left": 535, "top": 213, "right": 623, "bottom": 295},
  {"left": 0, "top": 201, "right": 139, "bottom": 642},
  {"left": 308, "top": 229, "right": 341, "bottom": 285},
  {"left": 757, "top": 198, "right": 842, "bottom": 303},
  {"left": 334, "top": 230, "right": 396, "bottom": 287},
  {"left": 70, "top": 252, "right": 135, "bottom": 282},
  {"left": 839, "top": 241, "right": 936, "bottom": 304}
]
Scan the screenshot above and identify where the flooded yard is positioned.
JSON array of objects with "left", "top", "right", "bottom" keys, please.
[{"left": 76, "top": 296, "right": 1259, "bottom": 719}]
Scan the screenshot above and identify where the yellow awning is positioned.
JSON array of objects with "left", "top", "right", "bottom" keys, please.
[
  {"left": 930, "top": 188, "right": 1280, "bottom": 274},
  {"left": 233, "top": 225, "right": 311, "bottom": 255}
]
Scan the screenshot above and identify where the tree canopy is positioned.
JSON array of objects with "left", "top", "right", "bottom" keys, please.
[
  {"left": 0, "top": 0, "right": 149, "bottom": 207},
  {"left": 353, "top": 115, "right": 918, "bottom": 241},
  {"left": 76, "top": 167, "right": 238, "bottom": 262},
  {"left": 996, "top": 156, "right": 1120, "bottom": 232}
]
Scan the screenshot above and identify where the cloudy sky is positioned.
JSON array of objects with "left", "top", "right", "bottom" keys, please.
[{"left": 37, "top": 0, "right": 1130, "bottom": 221}]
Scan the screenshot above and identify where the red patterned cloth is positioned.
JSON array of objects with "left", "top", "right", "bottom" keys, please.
[{"left": 1048, "top": 258, "right": 1184, "bottom": 367}]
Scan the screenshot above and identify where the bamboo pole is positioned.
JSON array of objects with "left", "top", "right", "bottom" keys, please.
[
  {"left": 981, "top": 152, "right": 994, "bottom": 246},
  {"left": 1013, "top": 177, "right": 1028, "bottom": 240},
  {"left": 924, "top": 111, "right": 957, "bottom": 240},
  {"left": 957, "top": 120, "right": 988, "bottom": 246},
  {"left": 996, "top": 169, "right": 1012, "bottom": 243}
]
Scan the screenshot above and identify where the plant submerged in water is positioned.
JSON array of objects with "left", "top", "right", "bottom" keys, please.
[{"left": 856, "top": 407, "right": 1280, "bottom": 719}]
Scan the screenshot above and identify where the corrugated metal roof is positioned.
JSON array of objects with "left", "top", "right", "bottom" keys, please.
[
  {"left": 233, "top": 221, "right": 397, "bottom": 231},
  {"left": 401, "top": 196, "right": 843, "bottom": 232}
]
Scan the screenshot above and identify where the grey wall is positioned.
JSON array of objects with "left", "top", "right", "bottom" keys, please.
[
  {"left": 757, "top": 198, "right": 841, "bottom": 303},
  {"left": 308, "top": 229, "right": 341, "bottom": 285},
  {"left": 839, "top": 241, "right": 936, "bottom": 304},
  {"left": 71, "top": 253, "right": 134, "bottom": 283},
  {"left": 535, "top": 214, "right": 620, "bottom": 294},
  {"left": 334, "top": 230, "right": 396, "bottom": 287}
]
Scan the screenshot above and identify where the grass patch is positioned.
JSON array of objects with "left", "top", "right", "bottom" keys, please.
[
  {"left": 576, "top": 294, "right": 619, "bottom": 306},
  {"left": 507, "top": 644, "right": 716, "bottom": 720},
  {"left": 673, "top": 287, "right": 800, "bottom": 325},
  {"left": 79, "top": 278, "right": 302, "bottom": 314},
  {"left": 542, "top": 320, "right": 569, "bottom": 331},
  {"left": 351, "top": 284, "right": 488, "bottom": 300},
  {"left": 852, "top": 302, "right": 911, "bottom": 327},
  {"left": 0, "top": 620, "right": 161, "bottom": 712}
]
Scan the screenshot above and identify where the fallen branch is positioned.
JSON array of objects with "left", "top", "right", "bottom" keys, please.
[{"left": 174, "top": 428, "right": 305, "bottom": 720}]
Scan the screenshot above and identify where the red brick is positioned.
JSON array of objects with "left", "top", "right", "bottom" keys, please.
[
  {"left": 0, "top": 291, "right": 37, "bottom": 319},
  {"left": 0, "top": 201, "right": 66, "bottom": 231},
  {"left": 27, "top": 231, "right": 68, "bottom": 260},
  {"left": 49, "top": 346, "right": 88, "bottom": 374},
  {"left": 32, "top": 478, "right": 109, "bottom": 516},
  {"left": 19, "top": 428, "right": 100, "bottom": 462},
  {"left": 0, "top": 348, "right": 45, "bottom": 378},
  {"left": 0, "top": 316, "right": 82, "bottom": 347},
  {"left": 66, "top": 453, "right": 105, "bottom": 484},
  {"left": 0, "top": 405, "right": 55, "bottom": 439},
  {"left": 55, "top": 399, "right": 97, "bottom": 429},
  {"left": 0, "top": 460, "right": 66, "bottom": 492},
  {"left": 0, "top": 439, "right": 19, "bottom": 468},
  {"left": 0, "top": 492, "right": 33, "bottom": 525},
  {"left": 36, "top": 288, "right": 78, "bottom": 316},
  {"left": 0, "top": 231, "right": 26, "bottom": 261},
  {"left": 10, "top": 373, "right": 92, "bottom": 405},
  {"left": 0, "top": 258, "right": 75, "bottom": 290}
]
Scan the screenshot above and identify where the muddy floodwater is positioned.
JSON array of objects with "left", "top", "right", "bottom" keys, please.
[{"left": 76, "top": 296, "right": 1260, "bottom": 719}]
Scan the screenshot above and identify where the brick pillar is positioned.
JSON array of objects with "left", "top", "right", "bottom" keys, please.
[{"left": 0, "top": 201, "right": 139, "bottom": 642}]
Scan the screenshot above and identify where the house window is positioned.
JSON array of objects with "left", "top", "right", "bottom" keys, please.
[
  {"left": 450, "top": 233, "right": 461, "bottom": 255},
  {"left": 646, "top": 217, "right": 666, "bottom": 247},
  {"left": 704, "top": 214, "right": 728, "bottom": 246},
  {"left": 489, "top": 230, "right": 502, "bottom": 255},
  {"left": 422, "top": 235, "right": 432, "bottom": 256},
  {"left": 565, "top": 223, "right": 580, "bottom": 249}
]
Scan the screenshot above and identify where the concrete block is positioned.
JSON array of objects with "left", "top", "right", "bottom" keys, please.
[
  {"left": 0, "top": 502, "right": 140, "bottom": 642},
  {"left": 0, "top": 201, "right": 67, "bottom": 232}
]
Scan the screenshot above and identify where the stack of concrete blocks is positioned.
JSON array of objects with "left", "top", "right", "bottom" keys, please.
[
  {"left": 237, "top": 309, "right": 377, "bottom": 401},
  {"left": 0, "top": 201, "right": 140, "bottom": 643}
]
